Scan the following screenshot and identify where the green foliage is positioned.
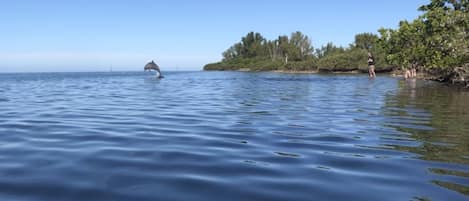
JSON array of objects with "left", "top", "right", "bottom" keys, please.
[
  {"left": 282, "top": 59, "right": 317, "bottom": 71},
  {"left": 205, "top": 31, "right": 392, "bottom": 72},
  {"left": 315, "top": 42, "right": 345, "bottom": 59},
  {"left": 418, "top": 0, "right": 468, "bottom": 12},
  {"left": 206, "top": 31, "right": 319, "bottom": 71},
  {"left": 206, "top": 0, "right": 468, "bottom": 74},
  {"left": 353, "top": 33, "right": 379, "bottom": 50},
  {"left": 379, "top": 0, "right": 468, "bottom": 71},
  {"left": 287, "top": 31, "right": 314, "bottom": 61},
  {"left": 220, "top": 31, "right": 315, "bottom": 64},
  {"left": 222, "top": 32, "right": 267, "bottom": 60},
  {"left": 315, "top": 33, "right": 392, "bottom": 72},
  {"left": 317, "top": 48, "right": 368, "bottom": 72}
]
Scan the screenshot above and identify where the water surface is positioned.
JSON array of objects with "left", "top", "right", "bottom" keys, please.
[{"left": 0, "top": 71, "right": 468, "bottom": 201}]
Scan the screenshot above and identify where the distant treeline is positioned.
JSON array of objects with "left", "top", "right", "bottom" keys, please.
[{"left": 204, "top": 0, "right": 468, "bottom": 73}]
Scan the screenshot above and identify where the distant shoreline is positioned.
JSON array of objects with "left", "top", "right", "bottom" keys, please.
[
  {"left": 207, "top": 67, "right": 469, "bottom": 88},
  {"left": 207, "top": 68, "right": 392, "bottom": 74}
]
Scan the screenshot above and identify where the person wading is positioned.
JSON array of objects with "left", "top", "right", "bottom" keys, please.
[{"left": 367, "top": 52, "right": 376, "bottom": 78}]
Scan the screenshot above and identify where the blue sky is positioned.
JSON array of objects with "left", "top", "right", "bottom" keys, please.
[{"left": 0, "top": 0, "right": 428, "bottom": 72}]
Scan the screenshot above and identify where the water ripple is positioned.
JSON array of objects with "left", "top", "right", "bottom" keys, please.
[{"left": 0, "top": 72, "right": 467, "bottom": 201}]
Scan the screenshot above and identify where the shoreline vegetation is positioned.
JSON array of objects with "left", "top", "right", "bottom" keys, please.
[{"left": 203, "top": 0, "right": 468, "bottom": 87}]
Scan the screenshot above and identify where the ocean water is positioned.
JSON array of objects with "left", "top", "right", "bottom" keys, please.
[{"left": 0, "top": 71, "right": 468, "bottom": 201}]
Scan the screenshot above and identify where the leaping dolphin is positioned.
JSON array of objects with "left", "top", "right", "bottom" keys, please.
[{"left": 144, "top": 60, "right": 163, "bottom": 78}]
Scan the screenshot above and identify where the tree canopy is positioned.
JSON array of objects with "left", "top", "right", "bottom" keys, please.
[
  {"left": 378, "top": 0, "right": 468, "bottom": 70},
  {"left": 205, "top": 0, "right": 468, "bottom": 74},
  {"left": 204, "top": 31, "right": 389, "bottom": 72}
]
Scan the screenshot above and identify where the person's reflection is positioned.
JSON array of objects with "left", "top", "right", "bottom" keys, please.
[
  {"left": 398, "top": 77, "right": 417, "bottom": 102},
  {"left": 408, "top": 78, "right": 417, "bottom": 100}
]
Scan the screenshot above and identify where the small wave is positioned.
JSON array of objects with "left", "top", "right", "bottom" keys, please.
[{"left": 0, "top": 72, "right": 467, "bottom": 201}]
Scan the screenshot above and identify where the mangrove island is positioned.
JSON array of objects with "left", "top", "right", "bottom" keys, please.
[{"left": 204, "top": 0, "right": 468, "bottom": 87}]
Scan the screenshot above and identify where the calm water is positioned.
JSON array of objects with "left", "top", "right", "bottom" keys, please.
[{"left": 0, "top": 71, "right": 468, "bottom": 201}]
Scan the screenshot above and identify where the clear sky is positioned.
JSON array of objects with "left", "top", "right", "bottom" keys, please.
[{"left": 0, "top": 0, "right": 428, "bottom": 72}]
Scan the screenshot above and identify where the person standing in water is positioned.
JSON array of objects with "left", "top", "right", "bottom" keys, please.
[
  {"left": 404, "top": 66, "right": 412, "bottom": 79},
  {"left": 367, "top": 52, "right": 376, "bottom": 78},
  {"left": 405, "top": 62, "right": 417, "bottom": 79},
  {"left": 411, "top": 62, "right": 417, "bottom": 78}
]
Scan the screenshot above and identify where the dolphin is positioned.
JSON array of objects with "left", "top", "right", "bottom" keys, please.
[{"left": 144, "top": 60, "right": 163, "bottom": 78}]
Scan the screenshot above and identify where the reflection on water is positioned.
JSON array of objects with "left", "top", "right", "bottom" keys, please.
[
  {"left": 0, "top": 72, "right": 467, "bottom": 201},
  {"left": 384, "top": 79, "right": 469, "bottom": 196}
]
